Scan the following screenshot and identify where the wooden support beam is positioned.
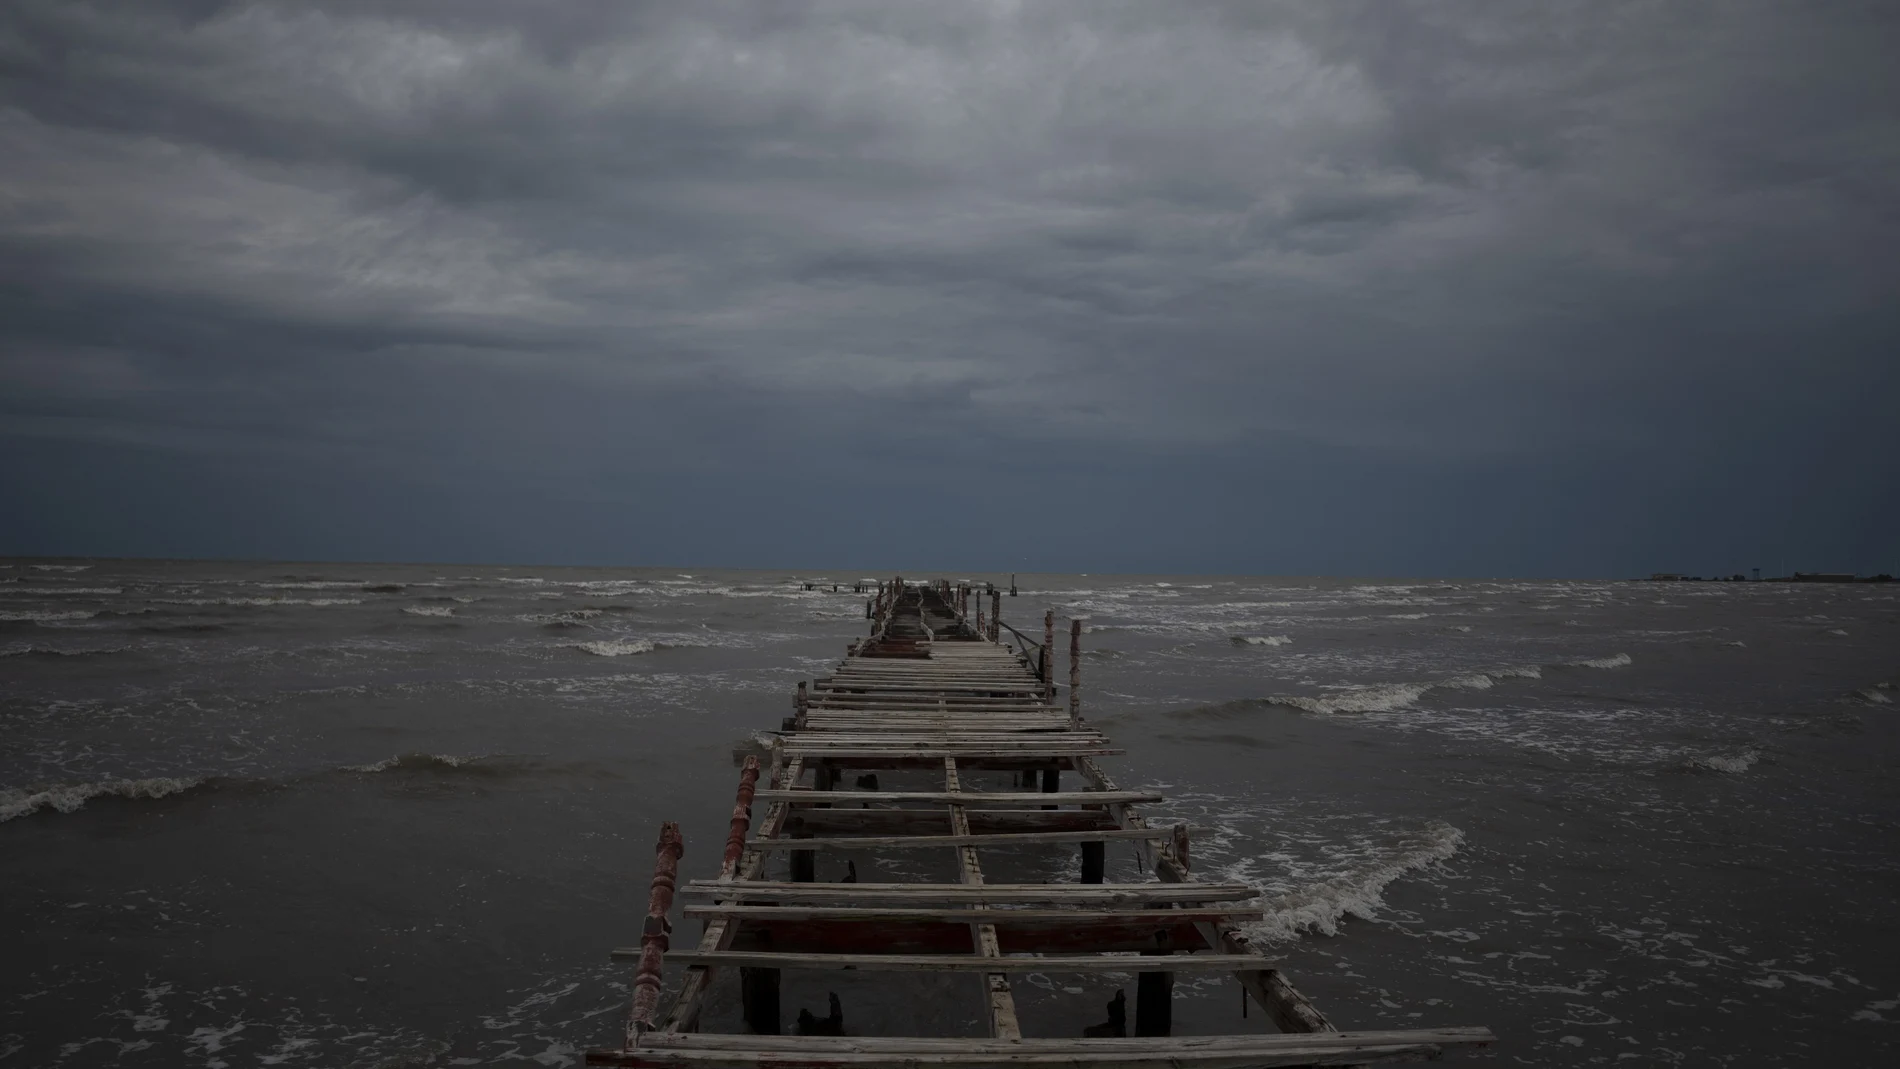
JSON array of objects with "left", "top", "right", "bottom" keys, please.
[
  {"left": 755, "top": 790, "right": 1160, "bottom": 806},
  {"left": 643, "top": 951, "right": 1280, "bottom": 973},
  {"left": 680, "top": 882, "right": 1260, "bottom": 905},
  {"left": 586, "top": 1028, "right": 1498, "bottom": 1068},
  {"left": 743, "top": 828, "right": 1173, "bottom": 852}
]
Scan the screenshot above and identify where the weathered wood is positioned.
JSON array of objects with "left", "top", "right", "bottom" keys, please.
[
  {"left": 586, "top": 1028, "right": 1497, "bottom": 1068},
  {"left": 681, "top": 882, "right": 1260, "bottom": 905},
  {"left": 946, "top": 756, "right": 1021, "bottom": 1040},
  {"left": 647, "top": 951, "right": 1281, "bottom": 973},
  {"left": 683, "top": 907, "right": 1265, "bottom": 925},
  {"left": 755, "top": 790, "right": 1161, "bottom": 806}
]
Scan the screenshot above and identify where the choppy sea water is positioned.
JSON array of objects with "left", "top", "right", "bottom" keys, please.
[{"left": 3, "top": 559, "right": 1896, "bottom": 1066}]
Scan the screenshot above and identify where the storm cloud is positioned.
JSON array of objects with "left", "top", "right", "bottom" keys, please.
[{"left": 3, "top": 1, "right": 1896, "bottom": 575}]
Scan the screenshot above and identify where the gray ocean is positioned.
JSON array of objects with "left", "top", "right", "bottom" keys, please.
[{"left": 3, "top": 559, "right": 1896, "bottom": 1066}]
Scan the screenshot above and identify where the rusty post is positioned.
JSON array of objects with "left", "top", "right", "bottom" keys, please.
[
  {"left": 722, "top": 756, "right": 761, "bottom": 879},
  {"left": 627, "top": 821, "right": 685, "bottom": 1038},
  {"left": 794, "top": 681, "right": 808, "bottom": 729},
  {"left": 1069, "top": 618, "right": 1082, "bottom": 728},
  {"left": 1043, "top": 610, "right": 1055, "bottom": 698}
]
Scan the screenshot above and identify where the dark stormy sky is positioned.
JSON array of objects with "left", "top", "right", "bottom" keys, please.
[{"left": 3, "top": 2, "right": 1896, "bottom": 576}]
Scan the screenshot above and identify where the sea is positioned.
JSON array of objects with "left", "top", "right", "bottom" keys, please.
[{"left": 2, "top": 559, "right": 1896, "bottom": 1067}]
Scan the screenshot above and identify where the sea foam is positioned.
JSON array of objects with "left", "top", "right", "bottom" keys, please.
[
  {"left": 1246, "top": 822, "right": 1467, "bottom": 942},
  {"left": 1232, "top": 635, "right": 1292, "bottom": 647},
  {"left": 0, "top": 776, "right": 210, "bottom": 823},
  {"left": 573, "top": 638, "right": 656, "bottom": 657},
  {"left": 401, "top": 605, "right": 455, "bottom": 618}
]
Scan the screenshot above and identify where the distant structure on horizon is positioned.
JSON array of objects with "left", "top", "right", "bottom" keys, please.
[{"left": 1644, "top": 571, "right": 1893, "bottom": 583}]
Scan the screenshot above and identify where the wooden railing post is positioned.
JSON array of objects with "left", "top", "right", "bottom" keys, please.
[
  {"left": 627, "top": 821, "right": 685, "bottom": 1039},
  {"left": 1043, "top": 610, "right": 1055, "bottom": 698},
  {"left": 1069, "top": 618, "right": 1082, "bottom": 728}
]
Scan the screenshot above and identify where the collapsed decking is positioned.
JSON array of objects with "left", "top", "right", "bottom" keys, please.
[{"left": 587, "top": 580, "right": 1495, "bottom": 1067}]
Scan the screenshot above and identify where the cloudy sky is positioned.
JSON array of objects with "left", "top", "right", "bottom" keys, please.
[{"left": 2, "top": 1, "right": 1895, "bottom": 576}]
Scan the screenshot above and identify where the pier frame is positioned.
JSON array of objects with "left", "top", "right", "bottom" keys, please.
[{"left": 594, "top": 579, "right": 1494, "bottom": 1067}]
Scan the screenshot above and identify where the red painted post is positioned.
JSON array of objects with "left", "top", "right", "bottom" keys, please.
[
  {"left": 627, "top": 821, "right": 685, "bottom": 1038},
  {"left": 722, "top": 756, "right": 761, "bottom": 878}
]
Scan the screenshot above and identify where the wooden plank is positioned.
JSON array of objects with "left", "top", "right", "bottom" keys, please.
[
  {"left": 645, "top": 951, "right": 1279, "bottom": 973},
  {"left": 945, "top": 755, "right": 1021, "bottom": 1040},
  {"left": 782, "top": 810, "right": 1117, "bottom": 834},
  {"left": 684, "top": 907, "right": 1265, "bottom": 924},
  {"left": 756, "top": 790, "right": 1158, "bottom": 805},
  {"left": 743, "top": 828, "right": 1177, "bottom": 851},
  {"left": 680, "top": 882, "right": 1259, "bottom": 905},
  {"left": 620, "top": 1027, "right": 1495, "bottom": 1054},
  {"left": 586, "top": 1034, "right": 1491, "bottom": 1068}
]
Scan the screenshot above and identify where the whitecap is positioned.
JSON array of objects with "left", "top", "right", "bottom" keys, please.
[
  {"left": 0, "top": 609, "right": 98, "bottom": 622},
  {"left": 0, "top": 776, "right": 209, "bottom": 823},
  {"left": 1685, "top": 750, "right": 1759, "bottom": 774},
  {"left": 1572, "top": 652, "right": 1633, "bottom": 669},
  {"left": 401, "top": 605, "right": 455, "bottom": 618},
  {"left": 1232, "top": 635, "right": 1292, "bottom": 647},
  {"left": 573, "top": 638, "right": 657, "bottom": 657},
  {"left": 1247, "top": 822, "right": 1466, "bottom": 941}
]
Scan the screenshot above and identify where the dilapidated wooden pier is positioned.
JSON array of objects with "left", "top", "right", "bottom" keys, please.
[{"left": 587, "top": 579, "right": 1494, "bottom": 1067}]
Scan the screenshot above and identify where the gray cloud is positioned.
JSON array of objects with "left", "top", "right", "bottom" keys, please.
[{"left": 2, "top": 0, "right": 1896, "bottom": 573}]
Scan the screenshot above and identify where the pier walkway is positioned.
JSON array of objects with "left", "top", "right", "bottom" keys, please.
[{"left": 588, "top": 579, "right": 1494, "bottom": 1067}]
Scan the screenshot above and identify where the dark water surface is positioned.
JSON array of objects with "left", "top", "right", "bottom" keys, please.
[{"left": 3, "top": 560, "right": 1897, "bottom": 1066}]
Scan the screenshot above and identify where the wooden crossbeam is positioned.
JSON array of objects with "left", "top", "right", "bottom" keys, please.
[
  {"left": 742, "top": 828, "right": 1172, "bottom": 851},
  {"left": 756, "top": 790, "right": 1157, "bottom": 805},
  {"left": 643, "top": 951, "right": 1278, "bottom": 972},
  {"left": 587, "top": 1030, "right": 1496, "bottom": 1068},
  {"left": 681, "top": 882, "right": 1258, "bottom": 905},
  {"left": 684, "top": 906, "right": 1264, "bottom": 923}
]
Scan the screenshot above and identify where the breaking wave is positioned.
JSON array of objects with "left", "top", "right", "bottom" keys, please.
[
  {"left": 152, "top": 597, "right": 362, "bottom": 607},
  {"left": 0, "top": 644, "right": 131, "bottom": 659},
  {"left": 1183, "top": 654, "right": 1627, "bottom": 719},
  {"left": 401, "top": 605, "right": 455, "bottom": 618},
  {"left": 1246, "top": 822, "right": 1466, "bottom": 942},
  {"left": 0, "top": 776, "right": 212, "bottom": 823},
  {"left": 0, "top": 609, "right": 99, "bottom": 623},
  {"left": 1684, "top": 750, "right": 1760, "bottom": 774},
  {"left": 1231, "top": 635, "right": 1292, "bottom": 647},
  {"left": 342, "top": 753, "right": 489, "bottom": 773},
  {"left": 1853, "top": 684, "right": 1893, "bottom": 705},
  {"left": 572, "top": 638, "right": 656, "bottom": 657},
  {"left": 0, "top": 586, "right": 122, "bottom": 596}
]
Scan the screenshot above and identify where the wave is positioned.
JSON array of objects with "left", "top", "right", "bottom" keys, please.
[
  {"left": 0, "top": 586, "right": 122, "bottom": 596},
  {"left": 0, "top": 776, "right": 211, "bottom": 823},
  {"left": 1, "top": 644, "right": 131, "bottom": 659},
  {"left": 572, "top": 638, "right": 656, "bottom": 657},
  {"left": 524, "top": 609, "right": 602, "bottom": 627},
  {"left": 0, "top": 609, "right": 98, "bottom": 622},
  {"left": 30, "top": 564, "right": 92, "bottom": 572},
  {"left": 401, "top": 605, "right": 455, "bottom": 618},
  {"left": 1852, "top": 685, "right": 1892, "bottom": 706},
  {"left": 1245, "top": 822, "right": 1466, "bottom": 942},
  {"left": 1231, "top": 635, "right": 1292, "bottom": 647},
  {"left": 1183, "top": 654, "right": 1626, "bottom": 720},
  {"left": 151, "top": 597, "right": 363, "bottom": 607},
  {"left": 342, "top": 753, "right": 490, "bottom": 774},
  {"left": 1260, "top": 666, "right": 1545, "bottom": 716},
  {"left": 1684, "top": 750, "right": 1759, "bottom": 774}
]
